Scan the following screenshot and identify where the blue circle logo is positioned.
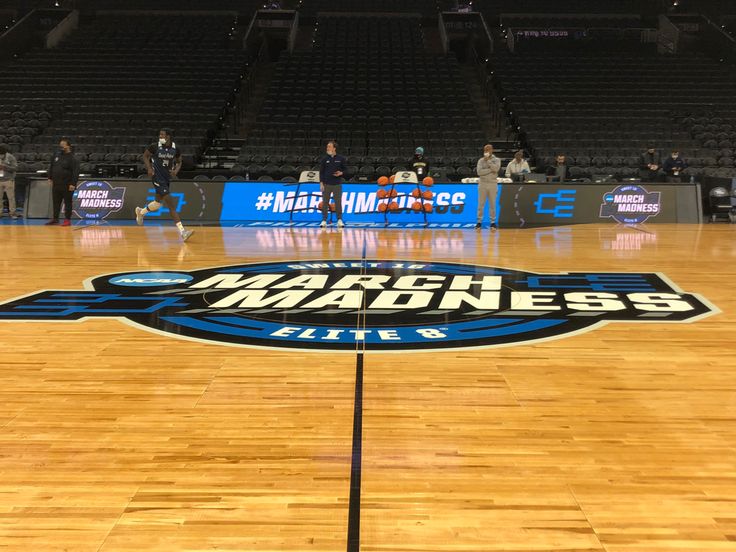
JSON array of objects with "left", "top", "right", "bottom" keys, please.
[{"left": 109, "top": 272, "right": 194, "bottom": 287}]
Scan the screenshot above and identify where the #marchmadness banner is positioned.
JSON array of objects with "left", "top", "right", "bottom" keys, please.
[
  {"left": 0, "top": 259, "right": 718, "bottom": 352},
  {"left": 28, "top": 179, "right": 702, "bottom": 225}
]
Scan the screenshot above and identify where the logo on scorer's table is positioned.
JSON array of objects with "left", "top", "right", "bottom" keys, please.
[
  {"left": 73, "top": 181, "right": 126, "bottom": 220},
  {"left": 600, "top": 184, "right": 661, "bottom": 224},
  {"left": 0, "top": 260, "right": 717, "bottom": 351}
]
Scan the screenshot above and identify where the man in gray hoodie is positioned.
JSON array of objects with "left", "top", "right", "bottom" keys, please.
[
  {"left": 476, "top": 144, "right": 501, "bottom": 229},
  {"left": 0, "top": 144, "right": 18, "bottom": 219}
]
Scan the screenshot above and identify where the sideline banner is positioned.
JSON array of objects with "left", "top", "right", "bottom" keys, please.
[{"left": 27, "top": 179, "right": 702, "bottom": 225}]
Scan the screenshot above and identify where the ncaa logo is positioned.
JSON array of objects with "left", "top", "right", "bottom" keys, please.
[
  {"left": 109, "top": 272, "right": 194, "bottom": 287},
  {"left": 0, "top": 260, "right": 718, "bottom": 352}
]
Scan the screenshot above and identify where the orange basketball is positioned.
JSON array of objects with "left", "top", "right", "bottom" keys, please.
[
  {"left": 318, "top": 201, "right": 323, "bottom": 209},
  {"left": 377, "top": 189, "right": 388, "bottom": 199},
  {"left": 422, "top": 190, "right": 433, "bottom": 200},
  {"left": 329, "top": 202, "right": 335, "bottom": 212},
  {"left": 389, "top": 201, "right": 400, "bottom": 211},
  {"left": 411, "top": 188, "right": 420, "bottom": 198},
  {"left": 423, "top": 203, "right": 433, "bottom": 213},
  {"left": 411, "top": 201, "right": 422, "bottom": 211},
  {"left": 388, "top": 175, "right": 395, "bottom": 184},
  {"left": 389, "top": 189, "right": 398, "bottom": 198},
  {"left": 422, "top": 176, "right": 434, "bottom": 187},
  {"left": 378, "top": 203, "right": 388, "bottom": 212},
  {"left": 377, "top": 176, "right": 389, "bottom": 186}
]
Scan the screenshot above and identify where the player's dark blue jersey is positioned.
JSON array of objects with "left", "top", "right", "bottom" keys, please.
[{"left": 147, "top": 142, "right": 180, "bottom": 185}]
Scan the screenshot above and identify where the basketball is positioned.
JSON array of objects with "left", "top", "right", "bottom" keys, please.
[
  {"left": 422, "top": 190, "right": 433, "bottom": 200},
  {"left": 377, "top": 189, "right": 388, "bottom": 199},
  {"left": 411, "top": 188, "right": 420, "bottom": 198},
  {"left": 411, "top": 201, "right": 422, "bottom": 211},
  {"left": 329, "top": 202, "right": 335, "bottom": 211},
  {"left": 388, "top": 201, "right": 400, "bottom": 211},
  {"left": 318, "top": 201, "right": 323, "bottom": 209},
  {"left": 423, "top": 203, "right": 433, "bottom": 213},
  {"left": 377, "top": 203, "right": 387, "bottom": 212},
  {"left": 422, "top": 176, "right": 434, "bottom": 186},
  {"left": 377, "top": 176, "right": 389, "bottom": 186},
  {"left": 388, "top": 175, "right": 395, "bottom": 184},
  {"left": 389, "top": 189, "right": 398, "bottom": 198}
]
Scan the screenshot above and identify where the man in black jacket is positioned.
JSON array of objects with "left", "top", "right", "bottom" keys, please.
[
  {"left": 46, "top": 138, "right": 79, "bottom": 226},
  {"left": 640, "top": 145, "right": 662, "bottom": 181},
  {"left": 319, "top": 141, "right": 348, "bottom": 228},
  {"left": 546, "top": 154, "right": 570, "bottom": 182}
]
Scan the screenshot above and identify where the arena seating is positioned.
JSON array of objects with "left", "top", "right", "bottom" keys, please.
[
  {"left": 0, "top": 13, "right": 248, "bottom": 174},
  {"left": 490, "top": 46, "right": 736, "bottom": 179},
  {"left": 237, "top": 15, "right": 488, "bottom": 182}
]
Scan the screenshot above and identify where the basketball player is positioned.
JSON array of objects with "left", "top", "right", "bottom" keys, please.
[{"left": 135, "top": 129, "right": 193, "bottom": 241}]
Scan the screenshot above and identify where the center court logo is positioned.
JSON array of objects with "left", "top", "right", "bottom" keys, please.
[{"left": 0, "top": 260, "right": 717, "bottom": 351}]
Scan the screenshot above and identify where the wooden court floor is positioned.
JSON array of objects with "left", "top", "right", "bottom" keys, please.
[{"left": 0, "top": 222, "right": 735, "bottom": 551}]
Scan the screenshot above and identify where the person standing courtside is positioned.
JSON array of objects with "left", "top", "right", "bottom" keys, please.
[
  {"left": 135, "top": 128, "right": 193, "bottom": 241},
  {"left": 0, "top": 144, "right": 19, "bottom": 219},
  {"left": 411, "top": 146, "right": 430, "bottom": 181},
  {"left": 319, "top": 140, "right": 347, "bottom": 228},
  {"left": 46, "top": 138, "right": 79, "bottom": 226},
  {"left": 640, "top": 145, "right": 662, "bottom": 181},
  {"left": 476, "top": 144, "right": 500, "bottom": 229}
]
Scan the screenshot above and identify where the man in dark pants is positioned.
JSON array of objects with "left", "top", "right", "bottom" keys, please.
[
  {"left": 46, "top": 138, "right": 79, "bottom": 226},
  {"left": 135, "top": 128, "right": 193, "bottom": 241},
  {"left": 319, "top": 140, "right": 348, "bottom": 228}
]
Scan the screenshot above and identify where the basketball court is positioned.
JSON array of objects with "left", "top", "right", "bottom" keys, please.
[{"left": 0, "top": 221, "right": 734, "bottom": 551}]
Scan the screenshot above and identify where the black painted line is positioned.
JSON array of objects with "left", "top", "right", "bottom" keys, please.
[
  {"left": 346, "top": 350, "right": 364, "bottom": 552},
  {"left": 347, "top": 231, "right": 368, "bottom": 552}
]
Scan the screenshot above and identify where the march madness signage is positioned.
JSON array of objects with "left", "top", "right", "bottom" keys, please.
[
  {"left": 73, "top": 181, "right": 126, "bottom": 220},
  {"left": 0, "top": 260, "right": 716, "bottom": 351},
  {"left": 600, "top": 184, "right": 662, "bottom": 224}
]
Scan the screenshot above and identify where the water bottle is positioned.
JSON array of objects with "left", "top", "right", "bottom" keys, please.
[
  {"left": 245, "top": 171, "right": 250, "bottom": 181},
  {"left": 690, "top": 175, "right": 695, "bottom": 184}
]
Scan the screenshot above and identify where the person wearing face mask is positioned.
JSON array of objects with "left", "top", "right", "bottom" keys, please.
[
  {"left": 0, "top": 144, "right": 19, "bottom": 219},
  {"left": 662, "top": 149, "right": 688, "bottom": 183},
  {"left": 476, "top": 144, "right": 501, "bottom": 229},
  {"left": 319, "top": 140, "right": 348, "bottom": 228},
  {"left": 411, "top": 147, "right": 430, "bottom": 181},
  {"left": 640, "top": 145, "right": 662, "bottom": 181},
  {"left": 505, "top": 150, "right": 530, "bottom": 180},
  {"left": 135, "top": 128, "right": 193, "bottom": 241},
  {"left": 46, "top": 138, "right": 79, "bottom": 226}
]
